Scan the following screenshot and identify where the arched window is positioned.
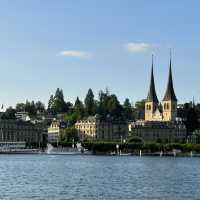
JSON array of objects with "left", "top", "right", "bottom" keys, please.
[{"left": 167, "top": 103, "right": 169, "bottom": 110}]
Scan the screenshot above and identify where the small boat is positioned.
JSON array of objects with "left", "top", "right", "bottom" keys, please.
[{"left": 119, "top": 152, "right": 132, "bottom": 156}]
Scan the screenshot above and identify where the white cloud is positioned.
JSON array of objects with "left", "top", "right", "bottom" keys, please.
[
  {"left": 57, "top": 50, "right": 92, "bottom": 59},
  {"left": 126, "top": 42, "right": 153, "bottom": 53}
]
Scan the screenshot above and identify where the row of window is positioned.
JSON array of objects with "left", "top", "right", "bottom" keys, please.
[{"left": 146, "top": 103, "right": 176, "bottom": 111}]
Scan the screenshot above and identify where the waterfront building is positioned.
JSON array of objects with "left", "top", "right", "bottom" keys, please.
[
  {"left": 0, "top": 119, "right": 45, "bottom": 145},
  {"left": 15, "top": 112, "right": 30, "bottom": 121},
  {"left": 75, "top": 116, "right": 128, "bottom": 140},
  {"left": 47, "top": 120, "right": 67, "bottom": 142},
  {"left": 130, "top": 55, "right": 186, "bottom": 143},
  {"left": 129, "top": 120, "right": 186, "bottom": 143}
]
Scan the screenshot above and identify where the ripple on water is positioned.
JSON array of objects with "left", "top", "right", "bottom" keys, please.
[{"left": 0, "top": 155, "right": 199, "bottom": 200}]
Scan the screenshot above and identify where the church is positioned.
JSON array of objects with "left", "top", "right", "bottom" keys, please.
[
  {"left": 130, "top": 55, "right": 186, "bottom": 143},
  {"left": 145, "top": 55, "right": 177, "bottom": 122}
]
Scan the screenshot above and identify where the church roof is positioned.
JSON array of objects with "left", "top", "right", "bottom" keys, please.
[
  {"left": 146, "top": 56, "right": 159, "bottom": 103},
  {"left": 163, "top": 58, "right": 177, "bottom": 101}
]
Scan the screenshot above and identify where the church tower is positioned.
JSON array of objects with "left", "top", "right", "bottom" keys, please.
[
  {"left": 162, "top": 54, "right": 177, "bottom": 121},
  {"left": 145, "top": 56, "right": 159, "bottom": 121}
]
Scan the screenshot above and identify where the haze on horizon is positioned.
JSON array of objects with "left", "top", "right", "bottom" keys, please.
[{"left": 0, "top": 0, "right": 199, "bottom": 108}]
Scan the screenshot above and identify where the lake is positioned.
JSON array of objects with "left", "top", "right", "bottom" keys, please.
[{"left": 0, "top": 155, "right": 199, "bottom": 200}]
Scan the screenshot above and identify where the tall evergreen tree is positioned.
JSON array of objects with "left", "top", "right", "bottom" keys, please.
[
  {"left": 74, "top": 97, "right": 85, "bottom": 118},
  {"left": 123, "top": 98, "right": 132, "bottom": 120},
  {"left": 84, "top": 88, "right": 95, "bottom": 116},
  {"left": 55, "top": 88, "right": 64, "bottom": 101},
  {"left": 35, "top": 101, "right": 45, "bottom": 113},
  {"left": 97, "top": 90, "right": 123, "bottom": 120},
  {"left": 51, "top": 88, "right": 69, "bottom": 114},
  {"left": 48, "top": 95, "right": 54, "bottom": 114}
]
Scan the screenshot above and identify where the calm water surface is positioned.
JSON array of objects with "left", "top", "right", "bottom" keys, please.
[{"left": 0, "top": 155, "right": 199, "bottom": 200}]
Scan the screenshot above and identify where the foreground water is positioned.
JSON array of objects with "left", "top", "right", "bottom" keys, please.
[{"left": 0, "top": 155, "right": 199, "bottom": 200}]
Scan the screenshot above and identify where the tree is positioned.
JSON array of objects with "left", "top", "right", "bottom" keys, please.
[
  {"left": 48, "top": 95, "right": 54, "bottom": 113},
  {"left": 135, "top": 100, "right": 145, "bottom": 110},
  {"left": 97, "top": 89, "right": 123, "bottom": 120},
  {"left": 84, "top": 88, "right": 95, "bottom": 116},
  {"left": 55, "top": 88, "right": 64, "bottom": 101},
  {"left": 134, "top": 99, "right": 145, "bottom": 120},
  {"left": 185, "top": 106, "right": 199, "bottom": 134},
  {"left": 107, "top": 94, "right": 123, "bottom": 119},
  {"left": 35, "top": 101, "right": 45, "bottom": 113},
  {"left": 16, "top": 103, "right": 25, "bottom": 112},
  {"left": 74, "top": 97, "right": 85, "bottom": 118},
  {"left": 1, "top": 107, "right": 16, "bottom": 120},
  {"left": 49, "top": 88, "right": 71, "bottom": 114},
  {"left": 123, "top": 98, "right": 132, "bottom": 120},
  {"left": 60, "top": 127, "right": 79, "bottom": 142},
  {"left": 24, "top": 100, "right": 37, "bottom": 116}
]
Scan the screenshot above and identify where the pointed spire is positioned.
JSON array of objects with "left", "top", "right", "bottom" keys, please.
[
  {"left": 163, "top": 51, "right": 177, "bottom": 101},
  {"left": 146, "top": 55, "right": 159, "bottom": 103}
]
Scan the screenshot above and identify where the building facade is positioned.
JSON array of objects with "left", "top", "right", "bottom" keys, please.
[
  {"left": 130, "top": 120, "right": 186, "bottom": 143},
  {"left": 75, "top": 116, "right": 128, "bottom": 140},
  {"left": 0, "top": 119, "right": 45, "bottom": 145},
  {"left": 131, "top": 55, "right": 186, "bottom": 143},
  {"left": 47, "top": 120, "right": 66, "bottom": 142},
  {"left": 15, "top": 112, "right": 30, "bottom": 121}
]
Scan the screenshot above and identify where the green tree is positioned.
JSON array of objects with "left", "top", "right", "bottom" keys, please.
[
  {"left": 60, "top": 127, "right": 79, "bottom": 142},
  {"left": 107, "top": 94, "right": 123, "bottom": 119},
  {"left": 84, "top": 88, "right": 96, "bottom": 116},
  {"left": 55, "top": 88, "right": 64, "bottom": 101},
  {"left": 74, "top": 97, "right": 85, "bottom": 118},
  {"left": 185, "top": 106, "right": 199, "bottom": 134},
  {"left": 16, "top": 103, "right": 25, "bottom": 112},
  {"left": 25, "top": 100, "right": 37, "bottom": 116},
  {"left": 1, "top": 107, "right": 16, "bottom": 120},
  {"left": 97, "top": 89, "right": 123, "bottom": 120},
  {"left": 35, "top": 101, "right": 45, "bottom": 113},
  {"left": 48, "top": 95, "right": 54, "bottom": 113},
  {"left": 134, "top": 99, "right": 145, "bottom": 120},
  {"left": 51, "top": 88, "right": 70, "bottom": 114},
  {"left": 123, "top": 98, "right": 132, "bottom": 120},
  {"left": 135, "top": 99, "right": 145, "bottom": 110}
]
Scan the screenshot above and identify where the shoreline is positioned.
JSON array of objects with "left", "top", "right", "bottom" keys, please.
[{"left": 0, "top": 151, "right": 199, "bottom": 157}]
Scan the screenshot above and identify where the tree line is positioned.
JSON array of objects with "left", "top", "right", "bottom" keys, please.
[
  {"left": 2, "top": 88, "right": 200, "bottom": 135},
  {"left": 47, "top": 88, "right": 134, "bottom": 126},
  {"left": 1, "top": 88, "right": 134, "bottom": 123}
]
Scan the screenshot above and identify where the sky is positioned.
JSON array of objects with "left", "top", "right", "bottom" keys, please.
[{"left": 0, "top": 0, "right": 199, "bottom": 108}]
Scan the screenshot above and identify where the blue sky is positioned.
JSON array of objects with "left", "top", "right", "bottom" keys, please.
[{"left": 0, "top": 0, "right": 199, "bottom": 107}]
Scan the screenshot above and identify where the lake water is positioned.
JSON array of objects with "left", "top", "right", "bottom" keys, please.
[{"left": 0, "top": 155, "right": 199, "bottom": 200}]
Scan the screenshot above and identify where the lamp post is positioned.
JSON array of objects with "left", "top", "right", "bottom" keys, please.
[{"left": 116, "top": 144, "right": 119, "bottom": 155}]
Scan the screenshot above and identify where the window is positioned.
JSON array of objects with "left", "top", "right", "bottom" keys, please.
[{"left": 167, "top": 103, "right": 169, "bottom": 110}]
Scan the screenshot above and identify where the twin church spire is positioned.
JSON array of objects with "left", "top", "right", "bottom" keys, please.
[
  {"left": 163, "top": 56, "right": 177, "bottom": 101},
  {"left": 145, "top": 53, "right": 177, "bottom": 122},
  {"left": 146, "top": 55, "right": 159, "bottom": 103},
  {"left": 146, "top": 54, "right": 177, "bottom": 103}
]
